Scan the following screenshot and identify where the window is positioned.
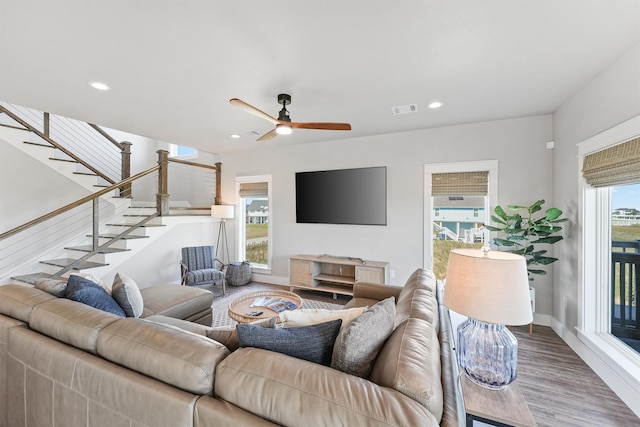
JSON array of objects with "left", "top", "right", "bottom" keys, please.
[
  {"left": 236, "top": 176, "right": 272, "bottom": 272},
  {"left": 424, "top": 161, "right": 498, "bottom": 280},
  {"left": 168, "top": 144, "right": 197, "bottom": 159},
  {"left": 578, "top": 116, "right": 640, "bottom": 391}
]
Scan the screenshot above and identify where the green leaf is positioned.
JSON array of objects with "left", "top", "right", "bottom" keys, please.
[
  {"left": 529, "top": 250, "right": 548, "bottom": 257},
  {"left": 508, "top": 205, "right": 529, "bottom": 210},
  {"left": 494, "top": 205, "right": 508, "bottom": 220},
  {"left": 532, "top": 235, "right": 563, "bottom": 244},
  {"left": 490, "top": 215, "right": 506, "bottom": 225},
  {"left": 484, "top": 225, "right": 502, "bottom": 232},
  {"left": 527, "top": 269, "right": 547, "bottom": 275},
  {"left": 531, "top": 256, "right": 558, "bottom": 265},
  {"left": 545, "top": 207, "right": 563, "bottom": 221},
  {"left": 492, "top": 238, "right": 515, "bottom": 246},
  {"left": 529, "top": 199, "right": 545, "bottom": 214},
  {"left": 549, "top": 218, "right": 569, "bottom": 223}
]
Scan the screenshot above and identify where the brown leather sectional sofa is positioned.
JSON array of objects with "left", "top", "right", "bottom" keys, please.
[{"left": 0, "top": 269, "right": 463, "bottom": 427}]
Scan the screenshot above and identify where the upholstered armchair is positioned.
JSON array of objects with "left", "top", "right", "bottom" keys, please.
[{"left": 180, "top": 246, "right": 226, "bottom": 295}]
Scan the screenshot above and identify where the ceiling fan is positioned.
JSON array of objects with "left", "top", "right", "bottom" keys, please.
[{"left": 230, "top": 94, "right": 351, "bottom": 141}]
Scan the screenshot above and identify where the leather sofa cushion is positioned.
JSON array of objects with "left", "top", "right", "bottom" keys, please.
[
  {"left": 0, "top": 285, "right": 56, "bottom": 323},
  {"left": 97, "top": 318, "right": 229, "bottom": 395},
  {"left": 369, "top": 317, "right": 443, "bottom": 422},
  {"left": 140, "top": 284, "right": 212, "bottom": 319},
  {"left": 145, "top": 314, "right": 240, "bottom": 352},
  {"left": 216, "top": 347, "right": 438, "bottom": 427},
  {"left": 395, "top": 269, "right": 439, "bottom": 328},
  {"left": 30, "top": 298, "right": 121, "bottom": 354}
]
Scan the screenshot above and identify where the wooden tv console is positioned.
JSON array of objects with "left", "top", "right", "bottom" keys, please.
[{"left": 289, "top": 254, "right": 390, "bottom": 297}]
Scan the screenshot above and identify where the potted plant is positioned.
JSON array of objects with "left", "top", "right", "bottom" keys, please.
[{"left": 485, "top": 199, "right": 568, "bottom": 279}]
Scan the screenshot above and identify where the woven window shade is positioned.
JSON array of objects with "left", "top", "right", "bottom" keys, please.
[
  {"left": 432, "top": 171, "right": 489, "bottom": 196},
  {"left": 582, "top": 137, "right": 640, "bottom": 187},
  {"left": 239, "top": 182, "right": 268, "bottom": 197}
]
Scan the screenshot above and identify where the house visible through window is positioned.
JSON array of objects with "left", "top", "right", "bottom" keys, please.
[
  {"left": 424, "top": 162, "right": 497, "bottom": 281},
  {"left": 236, "top": 177, "right": 272, "bottom": 271}
]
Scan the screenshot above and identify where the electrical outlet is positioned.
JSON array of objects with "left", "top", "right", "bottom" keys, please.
[
  {"left": 390, "top": 270, "right": 395, "bottom": 278},
  {"left": 563, "top": 295, "right": 568, "bottom": 310}
]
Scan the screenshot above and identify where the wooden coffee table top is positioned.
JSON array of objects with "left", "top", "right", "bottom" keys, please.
[{"left": 228, "top": 290, "right": 302, "bottom": 323}]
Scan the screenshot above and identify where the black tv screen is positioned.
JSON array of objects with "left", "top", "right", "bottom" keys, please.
[{"left": 295, "top": 166, "right": 387, "bottom": 226}]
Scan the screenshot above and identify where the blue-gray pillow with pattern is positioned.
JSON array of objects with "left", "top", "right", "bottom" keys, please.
[
  {"left": 237, "top": 319, "right": 342, "bottom": 366},
  {"left": 65, "top": 275, "right": 126, "bottom": 317}
]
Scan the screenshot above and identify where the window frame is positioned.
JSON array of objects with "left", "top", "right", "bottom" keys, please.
[
  {"left": 235, "top": 175, "right": 272, "bottom": 273},
  {"left": 423, "top": 160, "right": 498, "bottom": 270},
  {"left": 577, "top": 115, "right": 640, "bottom": 383}
]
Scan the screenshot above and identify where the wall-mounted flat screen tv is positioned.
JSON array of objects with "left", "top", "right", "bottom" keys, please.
[{"left": 295, "top": 166, "right": 387, "bottom": 226}]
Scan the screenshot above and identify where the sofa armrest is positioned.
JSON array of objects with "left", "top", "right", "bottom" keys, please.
[
  {"left": 215, "top": 347, "right": 438, "bottom": 426},
  {"left": 352, "top": 282, "right": 402, "bottom": 301}
]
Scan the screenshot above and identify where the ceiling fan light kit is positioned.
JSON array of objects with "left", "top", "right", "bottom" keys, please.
[
  {"left": 276, "top": 123, "right": 292, "bottom": 135},
  {"left": 230, "top": 94, "right": 351, "bottom": 141}
]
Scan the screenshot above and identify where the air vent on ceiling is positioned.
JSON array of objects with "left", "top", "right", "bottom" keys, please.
[
  {"left": 246, "top": 130, "right": 261, "bottom": 137},
  {"left": 392, "top": 104, "right": 418, "bottom": 115}
]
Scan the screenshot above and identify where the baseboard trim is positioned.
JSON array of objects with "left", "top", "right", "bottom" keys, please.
[
  {"left": 551, "top": 318, "right": 640, "bottom": 417},
  {"left": 251, "top": 273, "right": 290, "bottom": 287}
]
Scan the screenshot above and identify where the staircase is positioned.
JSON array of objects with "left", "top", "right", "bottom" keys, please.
[
  {"left": 1, "top": 102, "right": 220, "bottom": 286},
  {"left": 0, "top": 110, "right": 155, "bottom": 284}
]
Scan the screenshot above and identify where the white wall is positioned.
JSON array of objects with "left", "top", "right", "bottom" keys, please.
[
  {"left": 0, "top": 130, "right": 90, "bottom": 232},
  {"left": 552, "top": 43, "right": 640, "bottom": 415},
  {"left": 553, "top": 42, "right": 640, "bottom": 334},
  {"left": 220, "top": 114, "right": 554, "bottom": 311}
]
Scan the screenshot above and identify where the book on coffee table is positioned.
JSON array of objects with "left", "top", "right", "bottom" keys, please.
[{"left": 250, "top": 297, "right": 298, "bottom": 313}]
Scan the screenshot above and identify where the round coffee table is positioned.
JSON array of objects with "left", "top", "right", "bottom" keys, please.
[{"left": 228, "top": 290, "right": 302, "bottom": 323}]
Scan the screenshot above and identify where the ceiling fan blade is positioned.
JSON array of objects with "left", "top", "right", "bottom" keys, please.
[
  {"left": 229, "top": 98, "right": 279, "bottom": 125},
  {"left": 257, "top": 128, "right": 278, "bottom": 142},
  {"left": 290, "top": 122, "right": 352, "bottom": 131}
]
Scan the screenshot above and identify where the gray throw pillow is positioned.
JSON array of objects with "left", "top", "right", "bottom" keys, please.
[
  {"left": 34, "top": 277, "right": 67, "bottom": 297},
  {"left": 111, "top": 273, "right": 144, "bottom": 317},
  {"left": 65, "top": 275, "right": 126, "bottom": 317},
  {"left": 330, "top": 297, "right": 396, "bottom": 378},
  {"left": 236, "top": 319, "right": 342, "bottom": 366}
]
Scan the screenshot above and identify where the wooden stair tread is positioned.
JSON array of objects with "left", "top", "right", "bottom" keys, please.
[
  {"left": 65, "top": 245, "right": 130, "bottom": 254},
  {"left": 86, "top": 234, "right": 148, "bottom": 240},
  {"left": 106, "top": 223, "right": 164, "bottom": 227},
  {"left": 39, "top": 258, "right": 108, "bottom": 269},
  {"left": 11, "top": 272, "right": 55, "bottom": 284},
  {"left": 22, "top": 141, "right": 52, "bottom": 148},
  {"left": 50, "top": 157, "right": 77, "bottom": 163}
]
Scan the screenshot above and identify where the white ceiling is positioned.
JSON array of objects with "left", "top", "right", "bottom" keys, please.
[{"left": 1, "top": 1, "right": 638, "bottom": 154}]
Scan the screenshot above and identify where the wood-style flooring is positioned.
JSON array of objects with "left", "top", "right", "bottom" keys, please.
[
  {"left": 242, "top": 282, "right": 639, "bottom": 426},
  {"left": 511, "top": 325, "right": 639, "bottom": 427}
]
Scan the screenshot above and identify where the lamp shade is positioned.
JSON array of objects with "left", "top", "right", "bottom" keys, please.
[
  {"left": 211, "top": 205, "right": 235, "bottom": 219},
  {"left": 444, "top": 248, "right": 532, "bottom": 326}
]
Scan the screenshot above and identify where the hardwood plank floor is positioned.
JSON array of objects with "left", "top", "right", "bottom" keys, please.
[
  {"left": 240, "top": 282, "right": 639, "bottom": 426},
  {"left": 511, "top": 325, "right": 639, "bottom": 427}
]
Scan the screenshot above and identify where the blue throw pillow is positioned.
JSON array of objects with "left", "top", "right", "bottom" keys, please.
[
  {"left": 236, "top": 319, "right": 342, "bottom": 366},
  {"left": 65, "top": 275, "right": 126, "bottom": 317}
]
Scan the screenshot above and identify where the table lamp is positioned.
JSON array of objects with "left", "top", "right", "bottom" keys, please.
[
  {"left": 211, "top": 205, "right": 235, "bottom": 265},
  {"left": 444, "top": 247, "right": 532, "bottom": 389}
]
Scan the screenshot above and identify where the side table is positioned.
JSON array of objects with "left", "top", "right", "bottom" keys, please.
[{"left": 461, "top": 375, "right": 536, "bottom": 427}]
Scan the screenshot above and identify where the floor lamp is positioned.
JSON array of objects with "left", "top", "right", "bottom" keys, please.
[{"left": 211, "top": 205, "right": 234, "bottom": 266}]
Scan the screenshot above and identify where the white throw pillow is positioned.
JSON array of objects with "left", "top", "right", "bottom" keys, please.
[
  {"left": 111, "top": 273, "right": 144, "bottom": 318},
  {"left": 279, "top": 306, "right": 367, "bottom": 332}
]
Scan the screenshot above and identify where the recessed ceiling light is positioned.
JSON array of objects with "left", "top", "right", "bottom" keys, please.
[
  {"left": 230, "top": 134, "right": 240, "bottom": 139},
  {"left": 89, "top": 81, "right": 110, "bottom": 91},
  {"left": 428, "top": 101, "right": 443, "bottom": 109}
]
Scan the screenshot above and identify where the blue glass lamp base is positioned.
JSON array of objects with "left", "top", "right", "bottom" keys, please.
[{"left": 457, "top": 318, "right": 518, "bottom": 390}]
